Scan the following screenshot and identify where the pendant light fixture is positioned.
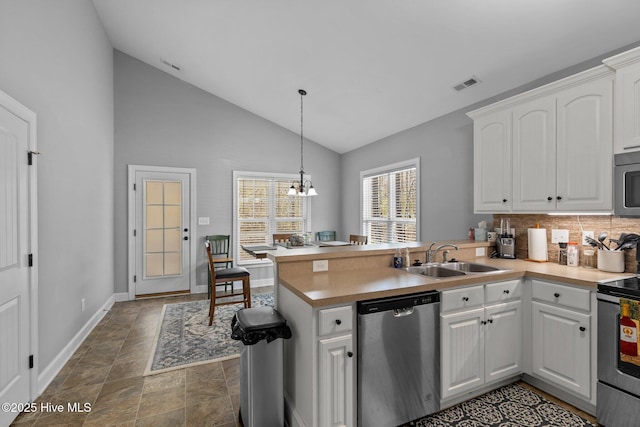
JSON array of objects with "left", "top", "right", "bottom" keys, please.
[{"left": 288, "top": 89, "right": 318, "bottom": 196}]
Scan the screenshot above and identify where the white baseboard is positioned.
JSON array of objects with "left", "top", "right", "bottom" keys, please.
[
  {"left": 37, "top": 295, "right": 115, "bottom": 395},
  {"left": 114, "top": 292, "right": 129, "bottom": 302}
]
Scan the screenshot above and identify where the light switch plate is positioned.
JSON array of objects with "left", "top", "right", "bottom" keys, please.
[
  {"left": 198, "top": 217, "right": 210, "bottom": 225},
  {"left": 551, "top": 229, "right": 569, "bottom": 244},
  {"left": 313, "top": 260, "right": 329, "bottom": 272}
]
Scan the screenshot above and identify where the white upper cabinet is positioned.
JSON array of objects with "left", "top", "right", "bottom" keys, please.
[
  {"left": 468, "top": 66, "right": 614, "bottom": 214},
  {"left": 473, "top": 110, "right": 512, "bottom": 212},
  {"left": 556, "top": 77, "right": 613, "bottom": 212},
  {"left": 512, "top": 96, "right": 557, "bottom": 211},
  {"left": 604, "top": 46, "right": 640, "bottom": 154}
]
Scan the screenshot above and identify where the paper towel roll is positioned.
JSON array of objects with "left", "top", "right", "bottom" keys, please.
[{"left": 528, "top": 228, "right": 548, "bottom": 261}]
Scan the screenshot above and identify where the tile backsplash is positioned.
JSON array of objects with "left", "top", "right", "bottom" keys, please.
[{"left": 492, "top": 214, "right": 640, "bottom": 272}]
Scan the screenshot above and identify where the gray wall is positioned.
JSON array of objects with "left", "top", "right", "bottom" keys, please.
[
  {"left": 113, "top": 51, "right": 341, "bottom": 292},
  {"left": 0, "top": 1, "right": 114, "bottom": 369},
  {"left": 340, "top": 41, "right": 640, "bottom": 243}
]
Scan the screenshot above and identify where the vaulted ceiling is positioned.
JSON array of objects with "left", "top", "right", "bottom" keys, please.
[{"left": 92, "top": 0, "right": 640, "bottom": 153}]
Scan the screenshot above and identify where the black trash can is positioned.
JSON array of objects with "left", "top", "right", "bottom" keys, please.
[{"left": 231, "top": 306, "right": 292, "bottom": 427}]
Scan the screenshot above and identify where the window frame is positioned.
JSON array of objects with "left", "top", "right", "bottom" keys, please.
[
  {"left": 360, "top": 158, "right": 420, "bottom": 244},
  {"left": 233, "top": 170, "right": 312, "bottom": 266}
]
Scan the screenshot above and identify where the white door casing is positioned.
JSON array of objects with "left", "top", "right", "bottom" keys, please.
[
  {"left": 0, "top": 90, "right": 38, "bottom": 426},
  {"left": 128, "top": 166, "right": 196, "bottom": 298}
]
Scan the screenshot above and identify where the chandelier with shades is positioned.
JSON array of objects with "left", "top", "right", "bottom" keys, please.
[{"left": 288, "top": 89, "right": 318, "bottom": 196}]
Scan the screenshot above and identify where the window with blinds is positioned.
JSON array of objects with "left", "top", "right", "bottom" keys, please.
[
  {"left": 361, "top": 159, "right": 419, "bottom": 244},
  {"left": 234, "top": 172, "right": 310, "bottom": 263}
]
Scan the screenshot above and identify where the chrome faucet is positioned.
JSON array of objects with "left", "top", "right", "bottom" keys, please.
[{"left": 426, "top": 243, "right": 459, "bottom": 263}]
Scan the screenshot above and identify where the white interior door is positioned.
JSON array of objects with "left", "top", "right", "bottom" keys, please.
[
  {"left": 0, "top": 103, "right": 32, "bottom": 426},
  {"left": 133, "top": 170, "right": 191, "bottom": 296}
]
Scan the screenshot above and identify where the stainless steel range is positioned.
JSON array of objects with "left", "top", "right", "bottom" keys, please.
[{"left": 597, "top": 277, "right": 640, "bottom": 427}]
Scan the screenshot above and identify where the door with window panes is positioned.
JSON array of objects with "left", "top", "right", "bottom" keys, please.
[{"left": 134, "top": 171, "right": 191, "bottom": 295}]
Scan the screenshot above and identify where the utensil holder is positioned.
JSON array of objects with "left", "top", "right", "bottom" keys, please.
[{"left": 597, "top": 249, "right": 625, "bottom": 273}]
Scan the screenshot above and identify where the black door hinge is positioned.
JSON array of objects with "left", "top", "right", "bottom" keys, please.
[
  {"left": 28, "top": 254, "right": 33, "bottom": 267},
  {"left": 27, "top": 150, "right": 40, "bottom": 165},
  {"left": 29, "top": 355, "right": 34, "bottom": 369},
  {"left": 133, "top": 229, "right": 136, "bottom": 237},
  {"left": 133, "top": 183, "right": 136, "bottom": 191},
  {"left": 133, "top": 275, "right": 137, "bottom": 283}
]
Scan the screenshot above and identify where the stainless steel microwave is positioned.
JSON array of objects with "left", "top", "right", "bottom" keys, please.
[{"left": 615, "top": 151, "right": 640, "bottom": 216}]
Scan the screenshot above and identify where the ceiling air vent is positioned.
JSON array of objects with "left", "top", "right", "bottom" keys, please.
[
  {"left": 453, "top": 76, "right": 480, "bottom": 91},
  {"left": 160, "top": 58, "right": 182, "bottom": 72}
]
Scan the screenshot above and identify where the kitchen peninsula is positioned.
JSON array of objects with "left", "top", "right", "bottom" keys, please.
[{"left": 269, "top": 241, "right": 633, "bottom": 427}]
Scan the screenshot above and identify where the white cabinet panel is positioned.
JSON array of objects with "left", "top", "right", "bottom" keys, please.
[
  {"left": 473, "top": 110, "right": 512, "bottom": 212},
  {"left": 441, "top": 308, "right": 485, "bottom": 399},
  {"left": 319, "top": 334, "right": 354, "bottom": 427},
  {"left": 485, "top": 300, "right": 522, "bottom": 383},
  {"left": 531, "top": 301, "right": 591, "bottom": 399}
]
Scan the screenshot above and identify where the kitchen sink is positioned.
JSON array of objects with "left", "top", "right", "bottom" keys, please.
[
  {"left": 404, "top": 264, "right": 466, "bottom": 278},
  {"left": 404, "top": 261, "right": 508, "bottom": 279},
  {"left": 439, "top": 261, "right": 504, "bottom": 273}
]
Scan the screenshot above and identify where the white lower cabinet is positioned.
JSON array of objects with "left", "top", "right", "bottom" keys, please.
[
  {"left": 318, "top": 334, "right": 354, "bottom": 427},
  {"left": 441, "top": 280, "right": 522, "bottom": 400},
  {"left": 531, "top": 300, "right": 591, "bottom": 399}
]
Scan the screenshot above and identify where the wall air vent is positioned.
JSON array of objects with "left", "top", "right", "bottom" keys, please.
[
  {"left": 160, "top": 58, "right": 182, "bottom": 72},
  {"left": 453, "top": 76, "right": 480, "bottom": 91}
]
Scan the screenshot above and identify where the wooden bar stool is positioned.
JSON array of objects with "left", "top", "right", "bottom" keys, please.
[{"left": 205, "top": 240, "right": 251, "bottom": 325}]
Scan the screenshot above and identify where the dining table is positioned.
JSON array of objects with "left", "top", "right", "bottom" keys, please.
[{"left": 242, "top": 241, "right": 352, "bottom": 259}]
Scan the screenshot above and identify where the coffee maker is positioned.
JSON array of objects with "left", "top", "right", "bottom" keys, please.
[{"left": 496, "top": 218, "right": 516, "bottom": 259}]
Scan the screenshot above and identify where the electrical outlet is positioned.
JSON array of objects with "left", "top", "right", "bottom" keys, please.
[
  {"left": 551, "top": 229, "right": 569, "bottom": 244},
  {"left": 313, "top": 260, "right": 328, "bottom": 272},
  {"left": 81, "top": 298, "right": 85, "bottom": 312},
  {"left": 582, "top": 231, "right": 594, "bottom": 246}
]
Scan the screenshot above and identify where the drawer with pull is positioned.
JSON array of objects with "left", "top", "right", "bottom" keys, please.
[
  {"left": 318, "top": 305, "right": 353, "bottom": 336},
  {"left": 531, "top": 279, "right": 591, "bottom": 312},
  {"left": 485, "top": 279, "right": 522, "bottom": 304},
  {"left": 441, "top": 285, "right": 484, "bottom": 313}
]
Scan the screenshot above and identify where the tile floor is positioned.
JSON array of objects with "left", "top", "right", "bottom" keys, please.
[
  {"left": 10, "top": 292, "right": 599, "bottom": 426},
  {"left": 12, "top": 293, "right": 241, "bottom": 427}
]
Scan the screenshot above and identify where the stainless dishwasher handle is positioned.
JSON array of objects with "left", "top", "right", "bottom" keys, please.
[{"left": 392, "top": 307, "right": 414, "bottom": 317}]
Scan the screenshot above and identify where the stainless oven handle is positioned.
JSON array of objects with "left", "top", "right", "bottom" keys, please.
[{"left": 597, "top": 292, "right": 621, "bottom": 304}]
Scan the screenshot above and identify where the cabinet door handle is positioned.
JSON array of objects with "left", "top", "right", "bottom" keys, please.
[
  {"left": 503, "top": 289, "right": 510, "bottom": 294},
  {"left": 335, "top": 319, "right": 342, "bottom": 325},
  {"left": 557, "top": 196, "right": 562, "bottom": 201},
  {"left": 579, "top": 326, "right": 586, "bottom": 332},
  {"left": 481, "top": 320, "right": 486, "bottom": 325},
  {"left": 462, "top": 296, "right": 469, "bottom": 302},
  {"left": 554, "top": 293, "right": 560, "bottom": 298},
  {"left": 502, "top": 199, "right": 508, "bottom": 203},
  {"left": 547, "top": 196, "right": 553, "bottom": 201},
  {"left": 347, "top": 351, "right": 353, "bottom": 358},
  {"left": 487, "top": 318, "right": 493, "bottom": 324}
]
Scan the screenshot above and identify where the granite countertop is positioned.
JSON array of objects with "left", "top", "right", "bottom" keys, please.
[{"left": 278, "top": 257, "right": 635, "bottom": 307}]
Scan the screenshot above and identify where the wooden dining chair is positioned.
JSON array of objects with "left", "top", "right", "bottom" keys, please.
[
  {"left": 349, "top": 234, "right": 368, "bottom": 245},
  {"left": 205, "top": 241, "right": 251, "bottom": 325},
  {"left": 273, "top": 233, "right": 294, "bottom": 244},
  {"left": 316, "top": 231, "right": 336, "bottom": 241},
  {"left": 205, "top": 235, "right": 233, "bottom": 296}
]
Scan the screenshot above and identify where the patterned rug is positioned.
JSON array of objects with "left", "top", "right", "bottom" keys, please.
[
  {"left": 144, "top": 289, "right": 274, "bottom": 375},
  {"left": 404, "top": 383, "right": 597, "bottom": 427}
]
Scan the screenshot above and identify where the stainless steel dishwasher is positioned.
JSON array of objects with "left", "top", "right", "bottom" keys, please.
[{"left": 357, "top": 290, "right": 440, "bottom": 427}]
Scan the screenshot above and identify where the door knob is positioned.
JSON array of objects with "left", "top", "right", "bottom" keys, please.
[
  {"left": 554, "top": 293, "right": 560, "bottom": 298},
  {"left": 335, "top": 319, "right": 342, "bottom": 325},
  {"left": 347, "top": 351, "right": 353, "bottom": 358},
  {"left": 579, "top": 326, "right": 586, "bottom": 332}
]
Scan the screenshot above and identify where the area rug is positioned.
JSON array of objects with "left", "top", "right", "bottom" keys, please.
[
  {"left": 145, "top": 289, "right": 274, "bottom": 375},
  {"left": 403, "top": 382, "right": 597, "bottom": 427}
]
